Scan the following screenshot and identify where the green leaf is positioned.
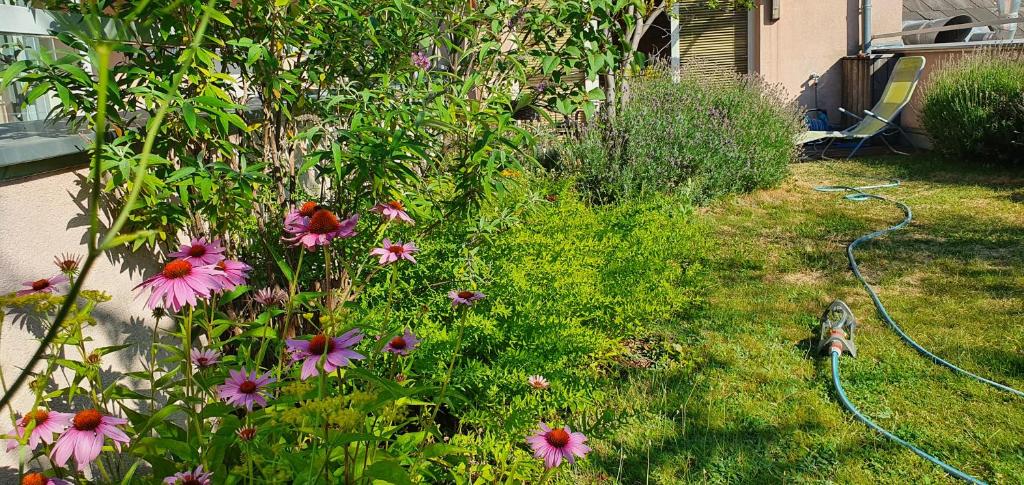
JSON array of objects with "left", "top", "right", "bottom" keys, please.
[
  {"left": 1, "top": 60, "right": 29, "bottom": 88},
  {"left": 135, "top": 436, "right": 196, "bottom": 461},
  {"left": 422, "top": 443, "right": 470, "bottom": 459},
  {"left": 541, "top": 55, "right": 559, "bottom": 75},
  {"left": 363, "top": 460, "right": 412, "bottom": 485},
  {"left": 181, "top": 100, "right": 198, "bottom": 133},
  {"left": 262, "top": 237, "right": 293, "bottom": 282},
  {"left": 95, "top": 343, "right": 133, "bottom": 355},
  {"left": 238, "top": 326, "right": 276, "bottom": 338},
  {"left": 219, "top": 285, "right": 250, "bottom": 305},
  {"left": 203, "top": 5, "right": 234, "bottom": 26},
  {"left": 120, "top": 459, "right": 143, "bottom": 485},
  {"left": 102, "top": 230, "right": 159, "bottom": 250}
]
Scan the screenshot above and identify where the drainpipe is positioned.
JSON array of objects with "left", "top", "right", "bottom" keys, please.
[
  {"left": 863, "top": 0, "right": 872, "bottom": 53},
  {"left": 1003, "top": 0, "right": 1021, "bottom": 40}
]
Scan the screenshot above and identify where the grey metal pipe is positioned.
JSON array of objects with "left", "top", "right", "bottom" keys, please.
[
  {"left": 863, "top": 0, "right": 872, "bottom": 53},
  {"left": 1009, "top": 0, "right": 1021, "bottom": 40}
]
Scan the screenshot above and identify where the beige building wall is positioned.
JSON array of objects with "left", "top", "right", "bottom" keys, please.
[
  {"left": 0, "top": 167, "right": 158, "bottom": 471},
  {"left": 751, "top": 0, "right": 903, "bottom": 121}
]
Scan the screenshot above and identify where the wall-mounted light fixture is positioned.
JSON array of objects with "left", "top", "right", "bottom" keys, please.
[{"left": 771, "top": 0, "right": 782, "bottom": 21}]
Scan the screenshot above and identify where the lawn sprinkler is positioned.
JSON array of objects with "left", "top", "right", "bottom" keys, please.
[
  {"left": 818, "top": 297, "right": 985, "bottom": 484},
  {"left": 818, "top": 300, "right": 857, "bottom": 357},
  {"left": 812, "top": 181, "right": 1022, "bottom": 484}
]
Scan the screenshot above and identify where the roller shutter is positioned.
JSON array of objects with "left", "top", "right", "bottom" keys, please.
[{"left": 677, "top": 1, "right": 749, "bottom": 80}]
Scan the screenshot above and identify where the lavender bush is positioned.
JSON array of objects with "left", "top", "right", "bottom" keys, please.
[{"left": 559, "top": 68, "right": 803, "bottom": 204}]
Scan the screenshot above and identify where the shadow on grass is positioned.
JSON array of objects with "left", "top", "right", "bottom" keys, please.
[
  {"left": 589, "top": 365, "right": 873, "bottom": 483},
  {"left": 842, "top": 155, "right": 1024, "bottom": 190}
]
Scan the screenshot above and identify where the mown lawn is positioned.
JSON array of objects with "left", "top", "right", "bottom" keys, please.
[{"left": 581, "top": 156, "right": 1024, "bottom": 483}]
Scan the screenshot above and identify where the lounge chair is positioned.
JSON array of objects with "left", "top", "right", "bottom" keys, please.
[{"left": 796, "top": 56, "right": 926, "bottom": 159}]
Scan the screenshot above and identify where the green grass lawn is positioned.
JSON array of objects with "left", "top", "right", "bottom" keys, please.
[{"left": 583, "top": 156, "right": 1024, "bottom": 483}]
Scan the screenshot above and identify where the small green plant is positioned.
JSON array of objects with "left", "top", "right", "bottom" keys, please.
[
  {"left": 922, "top": 48, "right": 1024, "bottom": 166},
  {"left": 557, "top": 68, "right": 802, "bottom": 204}
]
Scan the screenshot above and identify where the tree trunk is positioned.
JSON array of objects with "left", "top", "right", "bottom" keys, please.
[{"left": 604, "top": 71, "right": 617, "bottom": 120}]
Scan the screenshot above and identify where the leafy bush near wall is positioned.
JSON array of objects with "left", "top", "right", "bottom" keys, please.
[
  {"left": 922, "top": 49, "right": 1024, "bottom": 165},
  {"left": 557, "top": 69, "right": 803, "bottom": 204}
]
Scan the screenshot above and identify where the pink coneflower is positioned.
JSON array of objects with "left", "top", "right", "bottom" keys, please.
[
  {"left": 286, "top": 329, "right": 365, "bottom": 380},
  {"left": 190, "top": 348, "right": 220, "bottom": 369},
  {"left": 526, "top": 422, "right": 590, "bottom": 469},
  {"left": 448, "top": 290, "right": 485, "bottom": 307},
  {"left": 284, "top": 201, "right": 320, "bottom": 232},
  {"left": 169, "top": 237, "right": 226, "bottom": 266},
  {"left": 411, "top": 51, "right": 430, "bottom": 70},
  {"left": 164, "top": 465, "right": 212, "bottom": 485},
  {"left": 383, "top": 328, "right": 420, "bottom": 356},
  {"left": 371, "top": 200, "right": 415, "bottom": 224},
  {"left": 53, "top": 253, "right": 82, "bottom": 276},
  {"left": 51, "top": 409, "right": 130, "bottom": 472},
  {"left": 134, "top": 259, "right": 222, "bottom": 312},
  {"left": 528, "top": 375, "right": 550, "bottom": 390},
  {"left": 236, "top": 425, "right": 257, "bottom": 441},
  {"left": 16, "top": 275, "right": 68, "bottom": 296},
  {"left": 218, "top": 368, "right": 273, "bottom": 411},
  {"left": 19, "top": 472, "right": 70, "bottom": 485},
  {"left": 283, "top": 205, "right": 358, "bottom": 251},
  {"left": 4, "top": 409, "right": 72, "bottom": 452},
  {"left": 252, "top": 287, "right": 288, "bottom": 306},
  {"left": 370, "top": 239, "right": 418, "bottom": 265},
  {"left": 212, "top": 259, "right": 252, "bottom": 291}
]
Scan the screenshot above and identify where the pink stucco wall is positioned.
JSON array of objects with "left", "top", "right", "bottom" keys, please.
[{"left": 752, "top": 0, "right": 903, "bottom": 121}]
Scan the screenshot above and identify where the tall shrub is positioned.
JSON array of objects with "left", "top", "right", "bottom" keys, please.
[
  {"left": 922, "top": 49, "right": 1024, "bottom": 165},
  {"left": 559, "top": 68, "right": 802, "bottom": 204}
]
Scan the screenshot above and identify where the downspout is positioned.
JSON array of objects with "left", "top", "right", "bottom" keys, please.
[
  {"left": 863, "top": 0, "right": 872, "bottom": 53},
  {"left": 1000, "top": 0, "right": 1021, "bottom": 40}
]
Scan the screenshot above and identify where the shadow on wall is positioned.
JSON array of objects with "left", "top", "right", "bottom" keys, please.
[
  {"left": 0, "top": 166, "right": 166, "bottom": 426},
  {"left": 67, "top": 171, "right": 160, "bottom": 279},
  {"left": 797, "top": 61, "right": 843, "bottom": 124},
  {"left": 789, "top": 0, "right": 864, "bottom": 125}
]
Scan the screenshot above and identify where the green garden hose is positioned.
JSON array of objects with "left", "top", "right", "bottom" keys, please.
[
  {"left": 815, "top": 179, "right": 1024, "bottom": 484},
  {"left": 830, "top": 349, "right": 984, "bottom": 484},
  {"left": 816, "top": 180, "right": 1024, "bottom": 398}
]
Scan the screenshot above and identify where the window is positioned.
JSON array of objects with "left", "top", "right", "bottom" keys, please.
[
  {"left": 1, "top": 34, "right": 61, "bottom": 124},
  {"left": 0, "top": 2, "right": 91, "bottom": 178}
]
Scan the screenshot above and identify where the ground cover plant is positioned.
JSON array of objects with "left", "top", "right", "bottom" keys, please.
[{"left": 580, "top": 157, "right": 1024, "bottom": 483}]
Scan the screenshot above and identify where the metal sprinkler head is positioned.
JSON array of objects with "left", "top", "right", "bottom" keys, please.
[{"left": 819, "top": 300, "right": 857, "bottom": 357}]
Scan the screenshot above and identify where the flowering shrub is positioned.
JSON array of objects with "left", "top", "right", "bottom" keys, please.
[
  {"left": 922, "top": 48, "right": 1024, "bottom": 166},
  {"left": 557, "top": 68, "right": 802, "bottom": 204},
  {"left": 2, "top": 199, "right": 592, "bottom": 483},
  {"left": 0, "top": 1, "right": 711, "bottom": 483}
]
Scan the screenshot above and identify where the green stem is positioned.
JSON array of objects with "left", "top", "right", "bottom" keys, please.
[
  {"left": 426, "top": 309, "right": 467, "bottom": 431},
  {"left": 272, "top": 250, "right": 304, "bottom": 383},
  {"left": 184, "top": 308, "right": 195, "bottom": 445},
  {"left": 324, "top": 247, "right": 333, "bottom": 318},
  {"left": 538, "top": 467, "right": 554, "bottom": 484}
]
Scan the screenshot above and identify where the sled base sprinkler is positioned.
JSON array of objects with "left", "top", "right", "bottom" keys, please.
[{"left": 819, "top": 300, "right": 857, "bottom": 357}]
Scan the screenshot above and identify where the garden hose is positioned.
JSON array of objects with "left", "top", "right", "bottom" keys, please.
[
  {"left": 829, "top": 349, "right": 985, "bottom": 484},
  {"left": 813, "top": 179, "right": 1024, "bottom": 484},
  {"left": 818, "top": 299, "right": 982, "bottom": 482},
  {"left": 815, "top": 180, "right": 1024, "bottom": 398}
]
